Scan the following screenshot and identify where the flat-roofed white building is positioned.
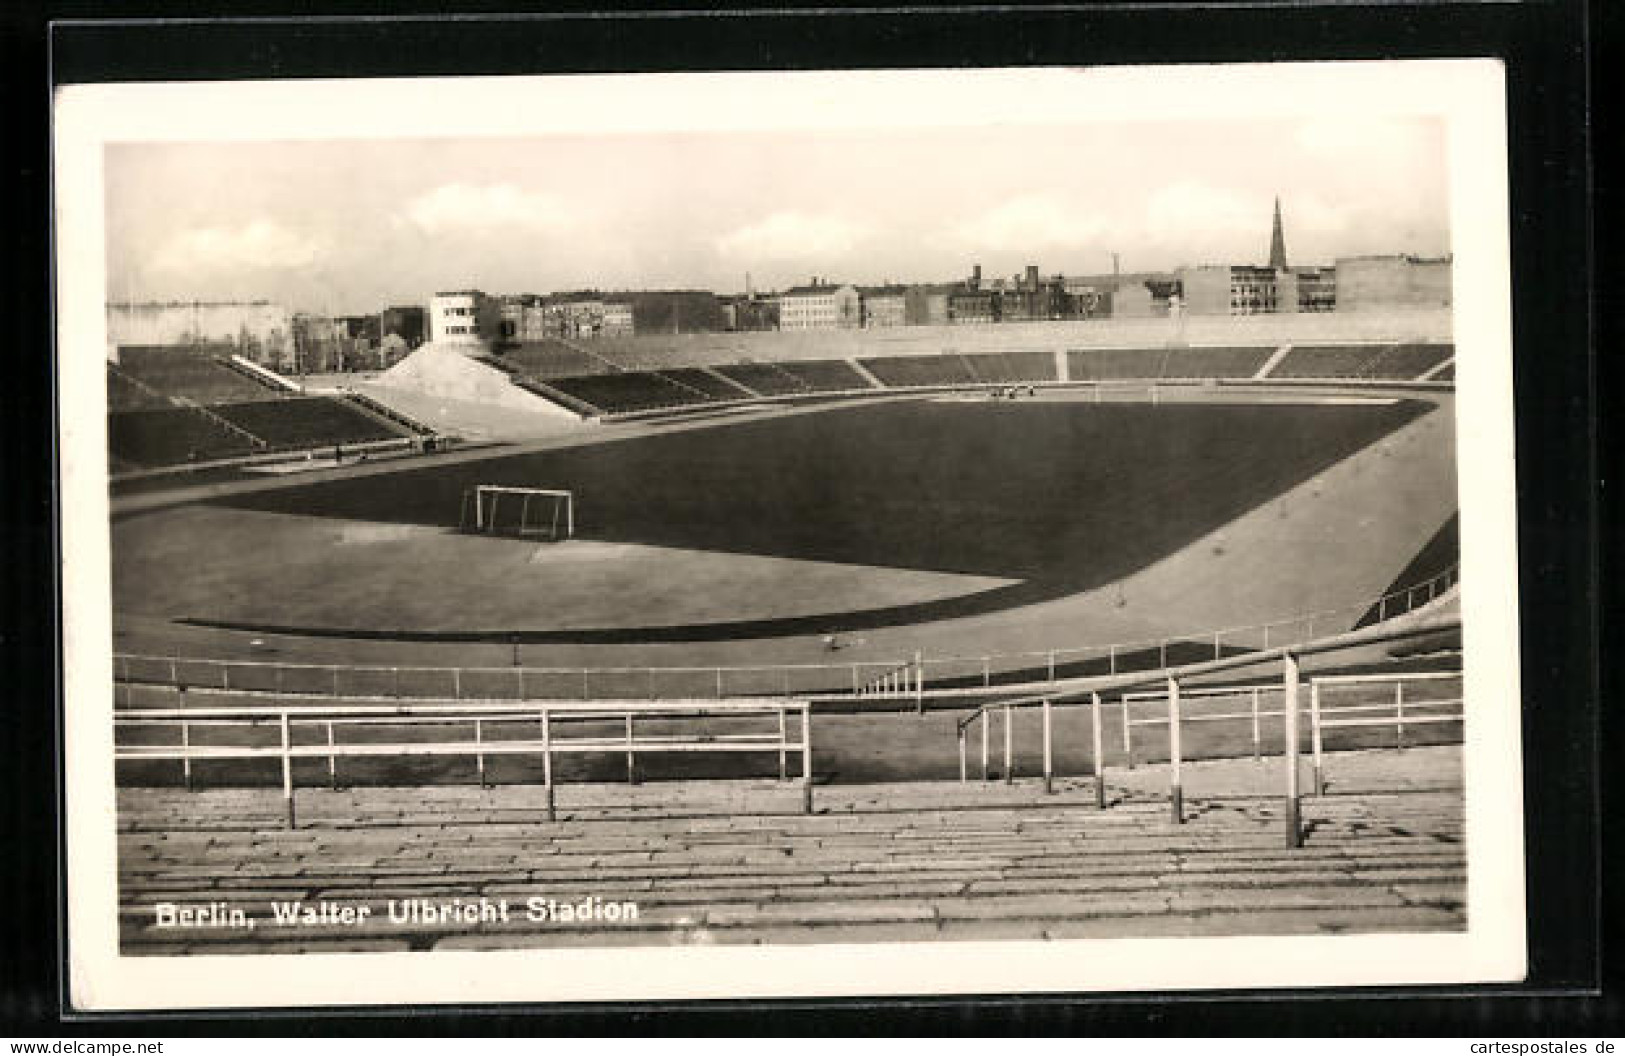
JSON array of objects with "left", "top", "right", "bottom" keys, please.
[
  {"left": 777, "top": 281, "right": 861, "bottom": 330},
  {"left": 429, "top": 290, "right": 489, "bottom": 346}
]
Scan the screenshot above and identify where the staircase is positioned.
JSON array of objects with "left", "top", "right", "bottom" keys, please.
[{"left": 116, "top": 747, "right": 1463, "bottom": 954}]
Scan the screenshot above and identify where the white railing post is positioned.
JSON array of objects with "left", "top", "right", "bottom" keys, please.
[
  {"left": 1283, "top": 652, "right": 1302, "bottom": 848},
  {"left": 1091, "top": 691, "right": 1106, "bottom": 810},
  {"left": 779, "top": 708, "right": 789, "bottom": 781},
  {"left": 958, "top": 725, "right": 967, "bottom": 783},
  {"left": 326, "top": 721, "right": 337, "bottom": 790},
  {"left": 801, "top": 706, "right": 813, "bottom": 814},
  {"left": 1395, "top": 681, "right": 1406, "bottom": 750},
  {"left": 1310, "top": 681, "right": 1324, "bottom": 796},
  {"left": 1252, "top": 687, "right": 1263, "bottom": 761},
  {"left": 1168, "top": 676, "right": 1183, "bottom": 824},
  {"left": 180, "top": 714, "right": 192, "bottom": 791},
  {"left": 983, "top": 657, "right": 991, "bottom": 689},
  {"left": 625, "top": 714, "right": 637, "bottom": 785},
  {"left": 1003, "top": 705, "right": 1014, "bottom": 785},
  {"left": 453, "top": 668, "right": 462, "bottom": 700},
  {"left": 1047, "top": 651, "right": 1056, "bottom": 684},
  {"left": 541, "top": 708, "right": 555, "bottom": 822},
  {"left": 1122, "top": 696, "right": 1134, "bottom": 769},
  {"left": 280, "top": 710, "right": 295, "bottom": 830},
  {"left": 914, "top": 652, "right": 924, "bottom": 715},
  {"left": 1109, "top": 643, "right": 1117, "bottom": 675},
  {"left": 981, "top": 713, "right": 989, "bottom": 782},
  {"left": 1042, "top": 698, "right": 1054, "bottom": 795},
  {"left": 475, "top": 717, "right": 486, "bottom": 787},
  {"left": 716, "top": 668, "right": 724, "bottom": 698}
]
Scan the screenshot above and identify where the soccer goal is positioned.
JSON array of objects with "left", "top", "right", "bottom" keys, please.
[{"left": 459, "top": 485, "right": 575, "bottom": 541}]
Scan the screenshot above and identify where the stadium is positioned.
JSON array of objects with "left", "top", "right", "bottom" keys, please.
[{"left": 108, "top": 308, "right": 1466, "bottom": 954}]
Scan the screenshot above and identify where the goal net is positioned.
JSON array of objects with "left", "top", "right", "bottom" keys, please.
[{"left": 459, "top": 485, "right": 574, "bottom": 541}]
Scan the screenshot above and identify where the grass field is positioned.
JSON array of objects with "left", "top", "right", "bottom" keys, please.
[{"left": 114, "top": 396, "right": 1432, "bottom": 642}]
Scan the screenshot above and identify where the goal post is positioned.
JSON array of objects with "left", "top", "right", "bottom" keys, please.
[{"left": 459, "top": 485, "right": 574, "bottom": 541}]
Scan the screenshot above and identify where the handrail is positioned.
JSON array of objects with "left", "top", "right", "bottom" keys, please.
[
  {"left": 115, "top": 696, "right": 814, "bottom": 828},
  {"left": 948, "top": 641, "right": 1463, "bottom": 845}
]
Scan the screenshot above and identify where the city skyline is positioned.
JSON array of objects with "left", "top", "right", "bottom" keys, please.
[{"left": 105, "top": 117, "right": 1449, "bottom": 318}]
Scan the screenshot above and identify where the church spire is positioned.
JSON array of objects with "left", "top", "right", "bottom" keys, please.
[{"left": 1269, "top": 196, "right": 1288, "bottom": 270}]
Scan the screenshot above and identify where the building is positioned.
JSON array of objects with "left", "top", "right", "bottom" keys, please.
[
  {"left": 429, "top": 290, "right": 492, "bottom": 346},
  {"left": 720, "top": 294, "right": 780, "bottom": 332},
  {"left": 858, "top": 286, "right": 908, "bottom": 328},
  {"left": 1176, "top": 264, "right": 1289, "bottom": 315},
  {"left": 1062, "top": 278, "right": 1107, "bottom": 318},
  {"left": 289, "top": 313, "right": 345, "bottom": 373},
  {"left": 776, "top": 281, "right": 862, "bottom": 330},
  {"left": 947, "top": 286, "right": 998, "bottom": 324},
  {"left": 1294, "top": 267, "right": 1337, "bottom": 312},
  {"left": 106, "top": 300, "right": 293, "bottom": 369},
  {"left": 903, "top": 284, "right": 953, "bottom": 326},
  {"left": 1334, "top": 255, "right": 1452, "bottom": 311},
  {"left": 380, "top": 305, "right": 427, "bottom": 349},
  {"left": 601, "top": 301, "right": 635, "bottom": 337}
]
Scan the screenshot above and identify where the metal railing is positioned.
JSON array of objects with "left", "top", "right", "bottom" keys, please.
[
  {"left": 115, "top": 692, "right": 812, "bottom": 829},
  {"left": 113, "top": 564, "right": 1459, "bottom": 706},
  {"left": 1308, "top": 671, "right": 1463, "bottom": 795},
  {"left": 1121, "top": 683, "right": 1282, "bottom": 768},
  {"left": 956, "top": 692, "right": 1108, "bottom": 807},
  {"left": 947, "top": 614, "right": 1463, "bottom": 846}
]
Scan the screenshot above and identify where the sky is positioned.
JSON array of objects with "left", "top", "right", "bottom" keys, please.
[{"left": 104, "top": 116, "right": 1449, "bottom": 316}]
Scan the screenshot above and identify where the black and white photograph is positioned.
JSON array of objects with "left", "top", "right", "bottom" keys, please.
[{"left": 56, "top": 62, "right": 1526, "bottom": 1010}]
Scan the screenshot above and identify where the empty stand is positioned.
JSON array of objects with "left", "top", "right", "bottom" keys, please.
[
  {"left": 108, "top": 407, "right": 260, "bottom": 467},
  {"left": 1158, "top": 346, "right": 1274, "bottom": 379},
  {"left": 117, "top": 346, "right": 286, "bottom": 404},
  {"left": 550, "top": 372, "right": 716, "bottom": 414},
  {"left": 712, "top": 362, "right": 810, "bottom": 397},
  {"left": 859, "top": 354, "right": 979, "bottom": 388},
  {"left": 776, "top": 359, "right": 875, "bottom": 393},
  {"left": 1265, "top": 345, "right": 1390, "bottom": 379},
  {"left": 492, "top": 339, "right": 619, "bottom": 380},
  {"left": 1359, "top": 343, "right": 1455, "bottom": 381},
  {"left": 657, "top": 368, "right": 750, "bottom": 401},
  {"left": 211, "top": 397, "right": 411, "bottom": 449},
  {"left": 106, "top": 366, "right": 175, "bottom": 412},
  {"left": 960, "top": 351, "right": 1058, "bottom": 384},
  {"left": 1067, "top": 347, "right": 1164, "bottom": 380}
]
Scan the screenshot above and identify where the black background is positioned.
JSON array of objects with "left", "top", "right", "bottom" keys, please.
[{"left": 1, "top": 0, "right": 1606, "bottom": 1036}]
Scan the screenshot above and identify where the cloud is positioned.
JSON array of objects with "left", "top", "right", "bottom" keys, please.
[
  {"left": 1143, "top": 182, "right": 1260, "bottom": 243},
  {"left": 152, "top": 220, "right": 327, "bottom": 273},
  {"left": 716, "top": 211, "right": 865, "bottom": 262},
  {"left": 953, "top": 195, "right": 1105, "bottom": 250},
  {"left": 1294, "top": 116, "right": 1438, "bottom": 162},
  {"left": 400, "top": 183, "right": 576, "bottom": 235}
]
